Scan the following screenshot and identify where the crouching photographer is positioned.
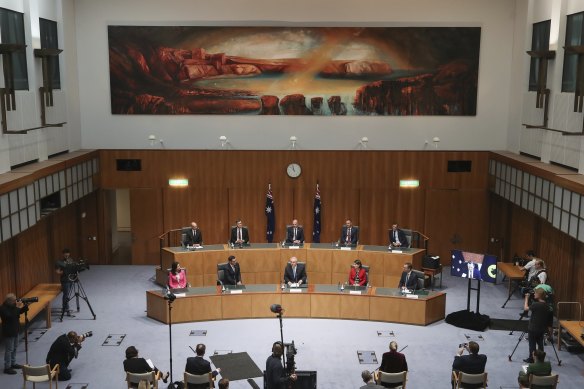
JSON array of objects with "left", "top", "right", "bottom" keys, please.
[{"left": 46, "top": 330, "right": 92, "bottom": 381}]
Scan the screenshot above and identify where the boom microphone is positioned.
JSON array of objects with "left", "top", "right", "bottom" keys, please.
[{"left": 270, "top": 304, "right": 283, "bottom": 313}]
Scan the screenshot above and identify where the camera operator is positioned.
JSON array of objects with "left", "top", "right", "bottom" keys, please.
[
  {"left": 266, "top": 342, "right": 296, "bottom": 389},
  {"left": 46, "top": 331, "right": 90, "bottom": 381},
  {"left": 523, "top": 288, "right": 550, "bottom": 363},
  {"left": 55, "top": 248, "right": 74, "bottom": 316},
  {"left": 451, "top": 341, "right": 487, "bottom": 388},
  {"left": 0, "top": 293, "right": 28, "bottom": 375}
]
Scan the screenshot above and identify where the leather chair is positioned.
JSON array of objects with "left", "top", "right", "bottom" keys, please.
[
  {"left": 217, "top": 262, "right": 227, "bottom": 286},
  {"left": 23, "top": 364, "right": 59, "bottom": 389}
]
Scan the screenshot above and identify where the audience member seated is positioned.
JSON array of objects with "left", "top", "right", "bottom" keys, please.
[
  {"left": 185, "top": 343, "right": 220, "bottom": 389},
  {"left": 519, "top": 250, "right": 538, "bottom": 280},
  {"left": 340, "top": 219, "right": 359, "bottom": 246},
  {"left": 398, "top": 262, "right": 418, "bottom": 291},
  {"left": 378, "top": 341, "right": 408, "bottom": 388},
  {"left": 184, "top": 222, "right": 203, "bottom": 247},
  {"left": 285, "top": 219, "right": 305, "bottom": 245},
  {"left": 518, "top": 350, "right": 551, "bottom": 388},
  {"left": 168, "top": 261, "right": 188, "bottom": 289},
  {"left": 349, "top": 259, "right": 367, "bottom": 286},
  {"left": 360, "top": 370, "right": 385, "bottom": 389},
  {"left": 389, "top": 224, "right": 409, "bottom": 248},
  {"left": 123, "top": 345, "right": 168, "bottom": 387},
  {"left": 230, "top": 219, "right": 249, "bottom": 245},
  {"left": 223, "top": 255, "right": 242, "bottom": 286},
  {"left": 218, "top": 378, "right": 229, "bottom": 389},
  {"left": 284, "top": 256, "right": 307, "bottom": 286},
  {"left": 451, "top": 341, "right": 487, "bottom": 389},
  {"left": 520, "top": 259, "right": 548, "bottom": 296}
]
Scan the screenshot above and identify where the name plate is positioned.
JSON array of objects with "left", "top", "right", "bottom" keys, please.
[
  {"left": 349, "top": 290, "right": 362, "bottom": 295},
  {"left": 340, "top": 247, "right": 352, "bottom": 251},
  {"left": 289, "top": 288, "right": 302, "bottom": 293},
  {"left": 392, "top": 250, "right": 403, "bottom": 254},
  {"left": 289, "top": 246, "right": 300, "bottom": 250},
  {"left": 406, "top": 294, "right": 419, "bottom": 299},
  {"left": 229, "top": 289, "right": 243, "bottom": 294},
  {"left": 174, "top": 293, "right": 186, "bottom": 298}
]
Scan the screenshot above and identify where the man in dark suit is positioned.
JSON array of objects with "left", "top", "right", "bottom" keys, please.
[
  {"left": 223, "top": 255, "right": 242, "bottom": 285},
  {"left": 230, "top": 219, "right": 249, "bottom": 245},
  {"left": 185, "top": 343, "right": 220, "bottom": 389},
  {"left": 389, "top": 224, "right": 409, "bottom": 248},
  {"left": 378, "top": 341, "right": 408, "bottom": 387},
  {"left": 340, "top": 219, "right": 359, "bottom": 246},
  {"left": 285, "top": 219, "right": 305, "bottom": 245},
  {"left": 46, "top": 331, "right": 86, "bottom": 381},
  {"left": 398, "top": 262, "right": 418, "bottom": 290},
  {"left": 284, "top": 256, "right": 307, "bottom": 286},
  {"left": 451, "top": 341, "right": 487, "bottom": 389},
  {"left": 184, "top": 222, "right": 203, "bottom": 247},
  {"left": 266, "top": 342, "right": 296, "bottom": 389}
]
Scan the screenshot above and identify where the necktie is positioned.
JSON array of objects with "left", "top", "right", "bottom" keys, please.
[
  {"left": 394, "top": 231, "right": 398, "bottom": 242},
  {"left": 293, "top": 267, "right": 296, "bottom": 281},
  {"left": 347, "top": 228, "right": 351, "bottom": 242},
  {"left": 294, "top": 228, "right": 297, "bottom": 240},
  {"left": 238, "top": 228, "right": 242, "bottom": 241}
]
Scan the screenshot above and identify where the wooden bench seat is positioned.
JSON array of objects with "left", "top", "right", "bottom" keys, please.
[{"left": 19, "top": 283, "right": 62, "bottom": 328}]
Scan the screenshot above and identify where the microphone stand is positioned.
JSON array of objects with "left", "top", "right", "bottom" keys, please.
[
  {"left": 276, "top": 311, "right": 287, "bottom": 372},
  {"left": 165, "top": 292, "right": 178, "bottom": 389}
]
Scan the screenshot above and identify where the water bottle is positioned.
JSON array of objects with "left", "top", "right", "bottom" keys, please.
[{"left": 281, "top": 283, "right": 286, "bottom": 291}]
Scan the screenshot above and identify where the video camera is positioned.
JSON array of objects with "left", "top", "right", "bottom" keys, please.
[
  {"left": 17, "top": 297, "right": 39, "bottom": 304},
  {"left": 284, "top": 341, "right": 297, "bottom": 374},
  {"left": 66, "top": 259, "right": 90, "bottom": 281}
]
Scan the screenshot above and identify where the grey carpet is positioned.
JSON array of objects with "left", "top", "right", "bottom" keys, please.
[{"left": 1, "top": 265, "right": 582, "bottom": 388}]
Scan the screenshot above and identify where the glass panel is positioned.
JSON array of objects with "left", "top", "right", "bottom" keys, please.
[
  {"left": 93, "top": 158, "right": 99, "bottom": 173},
  {"left": 71, "top": 166, "right": 78, "bottom": 183},
  {"left": 495, "top": 179, "right": 501, "bottom": 195},
  {"left": 28, "top": 205, "right": 36, "bottom": 226},
  {"left": 535, "top": 177, "right": 542, "bottom": 197},
  {"left": 59, "top": 171, "right": 65, "bottom": 187},
  {"left": 554, "top": 186, "right": 563, "bottom": 207},
  {"left": 534, "top": 198, "right": 541, "bottom": 215},
  {"left": 541, "top": 201, "right": 548, "bottom": 219},
  {"left": 18, "top": 188, "right": 25, "bottom": 209},
  {"left": 542, "top": 180, "right": 549, "bottom": 200},
  {"left": 19, "top": 209, "right": 27, "bottom": 230},
  {"left": 489, "top": 160, "right": 495, "bottom": 175},
  {"left": 569, "top": 215, "right": 578, "bottom": 238},
  {"left": 522, "top": 191, "right": 529, "bottom": 209},
  {"left": 505, "top": 183, "right": 511, "bottom": 199},
  {"left": 0, "top": 8, "right": 28, "bottom": 90},
  {"left": 61, "top": 189, "right": 67, "bottom": 206},
  {"left": 523, "top": 173, "right": 530, "bottom": 189},
  {"left": 529, "top": 176, "right": 536, "bottom": 193},
  {"left": 39, "top": 18, "right": 60, "bottom": 89},
  {"left": 572, "top": 193, "right": 580, "bottom": 214},
  {"left": 528, "top": 194, "right": 535, "bottom": 211},
  {"left": 11, "top": 213, "right": 19, "bottom": 235},
  {"left": 87, "top": 179, "right": 93, "bottom": 193},
  {"left": 496, "top": 162, "right": 502, "bottom": 178},
  {"left": 67, "top": 187, "right": 72, "bottom": 203},
  {"left": 46, "top": 176, "right": 53, "bottom": 194},
  {"left": 0, "top": 194, "right": 8, "bottom": 217},
  {"left": 9, "top": 191, "right": 18, "bottom": 213},
  {"left": 66, "top": 168, "right": 72, "bottom": 185},
  {"left": 506, "top": 166, "right": 511, "bottom": 182},
  {"left": 561, "top": 211, "right": 570, "bottom": 232},
  {"left": 39, "top": 178, "right": 46, "bottom": 197},
  {"left": 53, "top": 173, "right": 59, "bottom": 190},
  {"left": 563, "top": 189, "right": 571, "bottom": 211},
  {"left": 2, "top": 218, "right": 11, "bottom": 240},
  {"left": 73, "top": 184, "right": 78, "bottom": 201},
  {"left": 26, "top": 184, "right": 34, "bottom": 205}
]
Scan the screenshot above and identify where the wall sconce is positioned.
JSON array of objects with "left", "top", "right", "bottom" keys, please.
[
  {"left": 359, "top": 137, "right": 369, "bottom": 149},
  {"left": 219, "top": 135, "right": 229, "bottom": 148},
  {"left": 148, "top": 134, "right": 156, "bottom": 146},
  {"left": 290, "top": 136, "right": 297, "bottom": 150},
  {"left": 432, "top": 137, "right": 440, "bottom": 149}
]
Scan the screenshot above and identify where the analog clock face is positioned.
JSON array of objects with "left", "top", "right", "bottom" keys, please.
[{"left": 287, "top": 163, "right": 302, "bottom": 178}]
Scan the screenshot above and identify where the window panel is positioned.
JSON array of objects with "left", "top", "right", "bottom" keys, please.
[
  {"left": 522, "top": 191, "right": 529, "bottom": 209},
  {"left": 39, "top": 18, "right": 61, "bottom": 89},
  {"left": 0, "top": 8, "right": 28, "bottom": 90},
  {"left": 2, "top": 218, "right": 11, "bottom": 240},
  {"left": 562, "top": 12, "right": 584, "bottom": 92},
  {"left": 28, "top": 205, "right": 36, "bottom": 226},
  {"left": 561, "top": 211, "right": 570, "bottom": 232},
  {"left": 554, "top": 186, "right": 563, "bottom": 207},
  {"left": 10, "top": 213, "right": 19, "bottom": 235},
  {"left": 529, "top": 20, "right": 551, "bottom": 91},
  {"left": 59, "top": 171, "right": 65, "bottom": 187},
  {"left": 9, "top": 191, "right": 18, "bottom": 213},
  {"left": 569, "top": 215, "right": 579, "bottom": 238},
  {"left": 541, "top": 202, "right": 548, "bottom": 219},
  {"left": 553, "top": 207, "right": 561, "bottom": 228},
  {"left": 542, "top": 180, "right": 550, "bottom": 200},
  {"left": 0, "top": 194, "right": 8, "bottom": 217},
  {"left": 19, "top": 209, "right": 27, "bottom": 230},
  {"left": 88, "top": 179, "right": 93, "bottom": 193},
  {"left": 26, "top": 184, "right": 34, "bottom": 206},
  {"left": 563, "top": 189, "right": 571, "bottom": 211},
  {"left": 535, "top": 177, "right": 542, "bottom": 197},
  {"left": 18, "top": 187, "right": 25, "bottom": 209},
  {"left": 528, "top": 194, "right": 535, "bottom": 211},
  {"left": 66, "top": 168, "right": 72, "bottom": 185},
  {"left": 489, "top": 160, "right": 495, "bottom": 175},
  {"left": 46, "top": 175, "right": 53, "bottom": 194},
  {"left": 523, "top": 173, "right": 530, "bottom": 189},
  {"left": 572, "top": 193, "right": 580, "bottom": 214}
]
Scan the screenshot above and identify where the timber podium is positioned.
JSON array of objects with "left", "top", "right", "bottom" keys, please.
[
  {"left": 157, "top": 243, "right": 426, "bottom": 288},
  {"left": 146, "top": 284, "right": 446, "bottom": 326}
]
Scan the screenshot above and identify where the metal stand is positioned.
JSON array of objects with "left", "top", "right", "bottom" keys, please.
[
  {"left": 60, "top": 277, "right": 96, "bottom": 321},
  {"left": 507, "top": 312, "right": 562, "bottom": 365},
  {"left": 23, "top": 307, "right": 30, "bottom": 364},
  {"left": 166, "top": 293, "right": 179, "bottom": 389},
  {"left": 501, "top": 281, "right": 520, "bottom": 308}
]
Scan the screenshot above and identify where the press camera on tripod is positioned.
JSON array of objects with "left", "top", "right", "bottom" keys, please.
[
  {"left": 284, "top": 341, "right": 297, "bottom": 374},
  {"left": 66, "top": 259, "right": 90, "bottom": 281}
]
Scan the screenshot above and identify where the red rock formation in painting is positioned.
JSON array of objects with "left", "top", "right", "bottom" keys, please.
[
  {"left": 280, "top": 94, "right": 312, "bottom": 115},
  {"left": 260, "top": 95, "right": 280, "bottom": 115},
  {"left": 327, "top": 96, "right": 347, "bottom": 115}
]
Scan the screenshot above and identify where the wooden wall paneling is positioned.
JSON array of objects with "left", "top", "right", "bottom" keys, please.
[
  {"left": 424, "top": 189, "right": 459, "bottom": 260},
  {"left": 192, "top": 189, "right": 229, "bottom": 245},
  {"left": 49, "top": 203, "right": 79, "bottom": 273},
  {"left": 571, "top": 242, "right": 584, "bottom": 319},
  {"left": 425, "top": 152, "right": 489, "bottom": 190},
  {"left": 508, "top": 205, "right": 537, "bottom": 259},
  {"left": 456, "top": 190, "right": 489, "bottom": 255},
  {"left": 294, "top": 188, "right": 320, "bottom": 243},
  {"left": 396, "top": 188, "right": 427, "bottom": 234},
  {"left": 270, "top": 188, "right": 294, "bottom": 244},
  {"left": 359, "top": 189, "right": 398, "bottom": 246},
  {"left": 130, "top": 188, "right": 164, "bottom": 265},
  {"left": 14, "top": 218, "right": 50, "bottom": 295},
  {"left": 0, "top": 240, "right": 16, "bottom": 299},
  {"left": 162, "top": 188, "right": 193, "bottom": 233},
  {"left": 319, "top": 188, "right": 360, "bottom": 244},
  {"left": 79, "top": 192, "right": 99, "bottom": 263},
  {"left": 487, "top": 194, "right": 510, "bottom": 260},
  {"left": 96, "top": 189, "right": 113, "bottom": 265}
]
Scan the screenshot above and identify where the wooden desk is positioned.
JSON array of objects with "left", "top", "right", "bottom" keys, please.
[
  {"left": 21, "top": 284, "right": 61, "bottom": 328},
  {"left": 498, "top": 262, "right": 524, "bottom": 297},
  {"left": 146, "top": 284, "right": 446, "bottom": 326},
  {"left": 557, "top": 320, "right": 584, "bottom": 351},
  {"left": 159, "top": 244, "right": 425, "bottom": 289}
]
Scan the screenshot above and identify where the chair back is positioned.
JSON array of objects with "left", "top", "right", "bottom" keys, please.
[
  {"left": 217, "top": 262, "right": 227, "bottom": 285},
  {"left": 402, "top": 228, "right": 413, "bottom": 247},
  {"left": 23, "top": 364, "right": 59, "bottom": 386},
  {"left": 378, "top": 371, "right": 407, "bottom": 388},
  {"left": 457, "top": 372, "right": 487, "bottom": 388},
  {"left": 181, "top": 227, "right": 190, "bottom": 247},
  {"left": 362, "top": 265, "right": 370, "bottom": 286},
  {"left": 126, "top": 371, "right": 157, "bottom": 388},
  {"left": 529, "top": 373, "right": 559, "bottom": 389},
  {"left": 411, "top": 269, "right": 428, "bottom": 290},
  {"left": 184, "top": 371, "right": 212, "bottom": 386}
]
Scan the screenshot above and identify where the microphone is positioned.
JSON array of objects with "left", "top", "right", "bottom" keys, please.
[{"left": 270, "top": 304, "right": 283, "bottom": 314}]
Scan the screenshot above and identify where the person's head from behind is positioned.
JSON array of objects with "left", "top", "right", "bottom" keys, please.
[
  {"left": 67, "top": 331, "right": 79, "bottom": 344},
  {"left": 526, "top": 250, "right": 535, "bottom": 259},
  {"left": 289, "top": 257, "right": 298, "bottom": 269},
  {"left": 218, "top": 378, "right": 229, "bottom": 389},
  {"left": 353, "top": 259, "right": 362, "bottom": 269},
  {"left": 125, "top": 345, "right": 138, "bottom": 359},
  {"left": 468, "top": 341, "right": 479, "bottom": 355},
  {"left": 535, "top": 259, "right": 545, "bottom": 270},
  {"left": 171, "top": 261, "right": 181, "bottom": 274},
  {"left": 533, "top": 349, "right": 546, "bottom": 362},
  {"left": 196, "top": 343, "right": 206, "bottom": 356},
  {"left": 389, "top": 341, "right": 398, "bottom": 351},
  {"left": 361, "top": 370, "right": 373, "bottom": 383},
  {"left": 4, "top": 293, "right": 16, "bottom": 306},
  {"left": 63, "top": 248, "right": 71, "bottom": 259},
  {"left": 272, "top": 341, "right": 283, "bottom": 357}
]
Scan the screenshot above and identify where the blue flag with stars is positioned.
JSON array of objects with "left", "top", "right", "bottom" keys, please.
[
  {"left": 313, "top": 184, "right": 321, "bottom": 243},
  {"left": 265, "top": 184, "right": 275, "bottom": 242}
]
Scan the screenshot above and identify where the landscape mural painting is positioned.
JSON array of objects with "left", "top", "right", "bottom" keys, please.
[{"left": 108, "top": 26, "right": 481, "bottom": 116}]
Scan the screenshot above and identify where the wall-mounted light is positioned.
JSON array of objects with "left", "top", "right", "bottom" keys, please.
[
  {"left": 432, "top": 137, "right": 440, "bottom": 149},
  {"left": 399, "top": 179, "right": 420, "bottom": 188},
  {"left": 290, "top": 135, "right": 297, "bottom": 150},
  {"left": 219, "top": 135, "right": 228, "bottom": 148},
  {"left": 359, "top": 136, "right": 369, "bottom": 149},
  {"left": 148, "top": 134, "right": 156, "bottom": 146},
  {"left": 169, "top": 178, "right": 189, "bottom": 187}
]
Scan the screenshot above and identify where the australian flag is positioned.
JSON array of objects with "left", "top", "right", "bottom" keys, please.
[
  {"left": 265, "top": 183, "right": 275, "bottom": 243},
  {"left": 313, "top": 183, "right": 321, "bottom": 243}
]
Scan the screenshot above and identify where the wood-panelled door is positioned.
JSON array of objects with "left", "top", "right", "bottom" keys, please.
[{"left": 130, "top": 189, "right": 163, "bottom": 265}]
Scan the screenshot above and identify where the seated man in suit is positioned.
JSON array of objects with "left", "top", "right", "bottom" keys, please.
[
  {"left": 185, "top": 343, "right": 220, "bottom": 389},
  {"left": 230, "top": 219, "right": 249, "bottom": 245},
  {"left": 284, "top": 256, "right": 307, "bottom": 286},
  {"left": 451, "top": 341, "right": 487, "bottom": 389},
  {"left": 285, "top": 219, "right": 305, "bottom": 245},
  {"left": 349, "top": 259, "right": 367, "bottom": 286},
  {"left": 184, "top": 222, "right": 203, "bottom": 247},
  {"left": 340, "top": 219, "right": 359, "bottom": 246},
  {"left": 223, "top": 255, "right": 242, "bottom": 286},
  {"left": 123, "top": 345, "right": 168, "bottom": 387},
  {"left": 377, "top": 341, "right": 408, "bottom": 388},
  {"left": 389, "top": 224, "right": 409, "bottom": 248},
  {"left": 398, "top": 262, "right": 418, "bottom": 290}
]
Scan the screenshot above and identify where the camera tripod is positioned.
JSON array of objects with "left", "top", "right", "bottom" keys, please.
[
  {"left": 507, "top": 311, "right": 562, "bottom": 365},
  {"left": 60, "top": 276, "right": 96, "bottom": 321}
]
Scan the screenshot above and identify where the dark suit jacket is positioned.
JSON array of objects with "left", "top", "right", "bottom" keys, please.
[
  {"left": 398, "top": 271, "right": 418, "bottom": 290},
  {"left": 230, "top": 227, "right": 249, "bottom": 244},
  {"left": 265, "top": 354, "right": 288, "bottom": 389},
  {"left": 379, "top": 350, "right": 408, "bottom": 373},
  {"left": 285, "top": 226, "right": 305, "bottom": 244},
  {"left": 284, "top": 263, "right": 307, "bottom": 284},
  {"left": 349, "top": 268, "right": 367, "bottom": 286},
  {"left": 452, "top": 353, "right": 487, "bottom": 374},
  {"left": 340, "top": 226, "right": 359, "bottom": 246},
  {"left": 185, "top": 356, "right": 214, "bottom": 389},
  {"left": 184, "top": 228, "right": 203, "bottom": 246},
  {"left": 46, "top": 334, "right": 76, "bottom": 369},
  {"left": 223, "top": 263, "right": 242, "bottom": 285},
  {"left": 389, "top": 229, "right": 409, "bottom": 248},
  {"left": 124, "top": 357, "right": 153, "bottom": 373}
]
